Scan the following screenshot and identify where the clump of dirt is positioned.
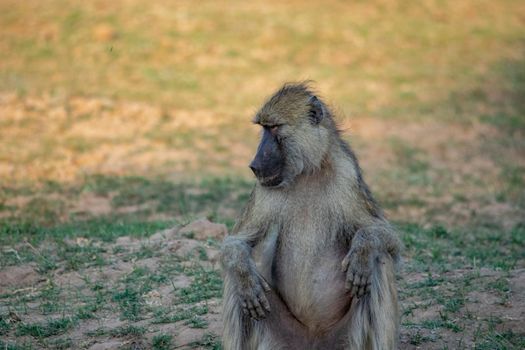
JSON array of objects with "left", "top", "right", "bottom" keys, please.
[
  {"left": 179, "top": 218, "right": 228, "bottom": 241},
  {"left": 0, "top": 264, "right": 42, "bottom": 294}
]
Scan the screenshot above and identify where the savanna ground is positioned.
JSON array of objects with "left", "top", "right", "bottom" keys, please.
[{"left": 0, "top": 0, "right": 524, "bottom": 349}]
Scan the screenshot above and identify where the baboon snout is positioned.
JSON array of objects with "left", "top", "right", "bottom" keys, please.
[
  {"left": 249, "top": 160, "right": 262, "bottom": 178},
  {"left": 249, "top": 154, "right": 281, "bottom": 180},
  {"left": 250, "top": 128, "right": 284, "bottom": 187}
]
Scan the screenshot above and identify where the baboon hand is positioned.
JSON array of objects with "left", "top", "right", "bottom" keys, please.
[
  {"left": 341, "top": 245, "right": 377, "bottom": 298},
  {"left": 236, "top": 270, "right": 271, "bottom": 320}
]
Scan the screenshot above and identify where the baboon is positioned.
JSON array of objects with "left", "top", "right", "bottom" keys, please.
[{"left": 220, "top": 83, "right": 401, "bottom": 350}]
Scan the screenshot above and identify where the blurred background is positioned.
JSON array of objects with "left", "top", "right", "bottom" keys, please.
[{"left": 0, "top": 1, "right": 524, "bottom": 349}]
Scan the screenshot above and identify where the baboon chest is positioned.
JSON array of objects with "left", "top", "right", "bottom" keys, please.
[{"left": 271, "top": 212, "right": 351, "bottom": 332}]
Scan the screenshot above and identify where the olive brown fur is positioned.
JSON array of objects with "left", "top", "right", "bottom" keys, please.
[{"left": 220, "top": 82, "right": 402, "bottom": 350}]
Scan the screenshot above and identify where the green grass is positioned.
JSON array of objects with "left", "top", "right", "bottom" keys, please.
[
  {"left": 152, "top": 306, "right": 209, "bottom": 324},
  {"left": 421, "top": 316, "right": 463, "bottom": 333},
  {"left": 190, "top": 332, "right": 222, "bottom": 350},
  {"left": 175, "top": 266, "right": 222, "bottom": 305},
  {"left": 0, "top": 340, "right": 34, "bottom": 350},
  {"left": 473, "top": 320, "right": 525, "bottom": 350},
  {"left": 16, "top": 317, "right": 76, "bottom": 338},
  {"left": 112, "top": 266, "right": 169, "bottom": 321},
  {"left": 185, "top": 315, "right": 209, "bottom": 329},
  {"left": 408, "top": 331, "right": 434, "bottom": 346},
  {"left": 1, "top": 314, "right": 12, "bottom": 335},
  {"left": 112, "top": 287, "right": 144, "bottom": 321},
  {"left": 75, "top": 303, "right": 99, "bottom": 320},
  {"left": 0, "top": 216, "right": 176, "bottom": 247},
  {"left": 42, "top": 338, "right": 73, "bottom": 350},
  {"left": 399, "top": 222, "right": 525, "bottom": 271},
  {"left": 152, "top": 333, "right": 173, "bottom": 350},
  {"left": 109, "top": 324, "right": 146, "bottom": 337},
  {"left": 0, "top": 218, "right": 178, "bottom": 270}
]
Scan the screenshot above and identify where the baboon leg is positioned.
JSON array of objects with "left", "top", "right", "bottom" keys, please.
[
  {"left": 222, "top": 273, "right": 307, "bottom": 350},
  {"left": 345, "top": 254, "right": 399, "bottom": 350}
]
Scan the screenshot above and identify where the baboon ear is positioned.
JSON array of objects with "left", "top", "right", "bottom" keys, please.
[{"left": 308, "top": 95, "right": 324, "bottom": 125}]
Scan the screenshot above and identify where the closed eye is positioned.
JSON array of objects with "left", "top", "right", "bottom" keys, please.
[{"left": 262, "top": 124, "right": 283, "bottom": 135}]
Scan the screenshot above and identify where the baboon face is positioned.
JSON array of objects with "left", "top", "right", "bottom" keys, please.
[{"left": 250, "top": 83, "right": 332, "bottom": 188}]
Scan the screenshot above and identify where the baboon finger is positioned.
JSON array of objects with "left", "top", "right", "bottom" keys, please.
[
  {"left": 259, "top": 293, "right": 271, "bottom": 312},
  {"left": 260, "top": 277, "right": 271, "bottom": 292},
  {"left": 361, "top": 273, "right": 370, "bottom": 285},
  {"left": 357, "top": 284, "right": 366, "bottom": 297},
  {"left": 341, "top": 255, "right": 350, "bottom": 271},
  {"left": 364, "top": 276, "right": 371, "bottom": 287},
  {"left": 347, "top": 270, "right": 355, "bottom": 283},
  {"left": 345, "top": 275, "right": 354, "bottom": 290},
  {"left": 362, "top": 274, "right": 370, "bottom": 287},
  {"left": 246, "top": 300, "right": 258, "bottom": 320},
  {"left": 241, "top": 301, "right": 248, "bottom": 315},
  {"left": 252, "top": 298, "right": 265, "bottom": 318},
  {"left": 355, "top": 273, "right": 366, "bottom": 287},
  {"left": 350, "top": 283, "right": 359, "bottom": 297}
]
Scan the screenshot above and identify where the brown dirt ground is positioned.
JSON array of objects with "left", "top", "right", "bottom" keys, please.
[{"left": 1, "top": 223, "right": 524, "bottom": 349}]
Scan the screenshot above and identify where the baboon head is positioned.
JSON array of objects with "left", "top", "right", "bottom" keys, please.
[{"left": 250, "top": 83, "right": 336, "bottom": 188}]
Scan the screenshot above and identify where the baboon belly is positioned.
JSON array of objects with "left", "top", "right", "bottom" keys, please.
[{"left": 275, "top": 249, "right": 351, "bottom": 333}]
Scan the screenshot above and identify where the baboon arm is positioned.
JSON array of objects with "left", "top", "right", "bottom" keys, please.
[
  {"left": 342, "top": 222, "right": 401, "bottom": 297},
  {"left": 360, "top": 223, "right": 401, "bottom": 262},
  {"left": 374, "top": 225, "right": 402, "bottom": 262},
  {"left": 349, "top": 222, "right": 401, "bottom": 261},
  {"left": 221, "top": 188, "right": 269, "bottom": 270},
  {"left": 220, "top": 188, "right": 273, "bottom": 319}
]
